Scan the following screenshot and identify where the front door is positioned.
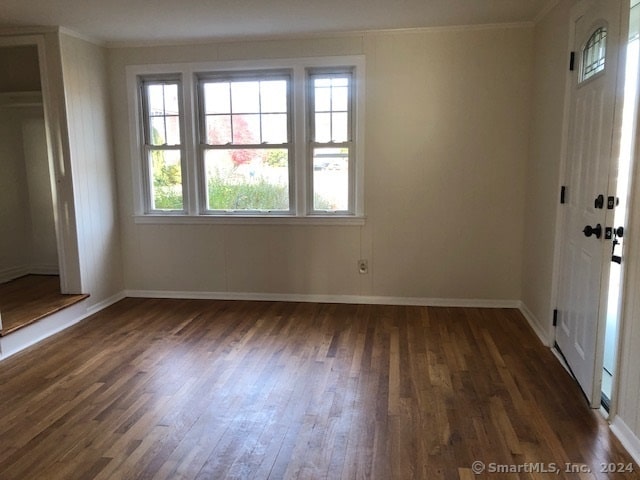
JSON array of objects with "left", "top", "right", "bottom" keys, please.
[{"left": 555, "top": 0, "right": 626, "bottom": 408}]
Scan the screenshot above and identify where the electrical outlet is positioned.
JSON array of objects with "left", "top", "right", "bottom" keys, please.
[{"left": 358, "top": 259, "right": 368, "bottom": 274}]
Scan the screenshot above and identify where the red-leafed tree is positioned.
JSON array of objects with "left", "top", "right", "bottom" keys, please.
[{"left": 208, "top": 115, "right": 258, "bottom": 169}]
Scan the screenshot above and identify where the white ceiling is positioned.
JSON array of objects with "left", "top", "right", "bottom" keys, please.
[{"left": 0, "top": 0, "right": 556, "bottom": 46}]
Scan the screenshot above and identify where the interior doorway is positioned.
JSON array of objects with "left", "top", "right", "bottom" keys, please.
[
  {"left": 601, "top": 0, "right": 640, "bottom": 411},
  {"left": 0, "top": 36, "right": 84, "bottom": 335},
  {"left": 0, "top": 45, "right": 57, "bottom": 279},
  {"left": 0, "top": 44, "right": 62, "bottom": 333}
]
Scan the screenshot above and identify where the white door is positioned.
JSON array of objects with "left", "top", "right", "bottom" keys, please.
[{"left": 556, "top": 0, "right": 626, "bottom": 408}]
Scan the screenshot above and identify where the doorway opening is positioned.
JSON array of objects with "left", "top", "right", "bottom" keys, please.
[
  {"left": 601, "top": 0, "right": 640, "bottom": 411},
  {"left": 0, "top": 37, "right": 84, "bottom": 337}
]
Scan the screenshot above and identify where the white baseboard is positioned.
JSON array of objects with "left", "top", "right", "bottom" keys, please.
[
  {"left": 518, "top": 301, "right": 553, "bottom": 347},
  {"left": 611, "top": 416, "right": 640, "bottom": 466},
  {"left": 0, "top": 291, "right": 124, "bottom": 362},
  {"left": 123, "top": 289, "right": 520, "bottom": 309},
  {"left": 85, "top": 291, "right": 126, "bottom": 316}
]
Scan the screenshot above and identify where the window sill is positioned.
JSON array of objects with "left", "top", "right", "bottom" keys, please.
[{"left": 133, "top": 214, "right": 366, "bottom": 226}]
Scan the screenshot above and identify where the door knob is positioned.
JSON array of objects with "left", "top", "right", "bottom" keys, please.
[{"left": 583, "top": 224, "right": 602, "bottom": 239}]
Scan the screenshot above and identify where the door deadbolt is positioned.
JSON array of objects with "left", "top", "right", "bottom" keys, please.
[{"left": 594, "top": 194, "right": 605, "bottom": 209}]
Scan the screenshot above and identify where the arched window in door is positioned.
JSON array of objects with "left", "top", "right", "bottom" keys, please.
[{"left": 581, "top": 26, "right": 607, "bottom": 82}]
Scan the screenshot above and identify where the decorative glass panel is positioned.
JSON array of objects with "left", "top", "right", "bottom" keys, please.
[{"left": 582, "top": 27, "right": 607, "bottom": 82}]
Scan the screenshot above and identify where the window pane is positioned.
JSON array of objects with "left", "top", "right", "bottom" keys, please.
[
  {"left": 261, "top": 113, "right": 288, "bottom": 144},
  {"left": 315, "top": 113, "right": 331, "bottom": 142},
  {"left": 163, "top": 84, "right": 179, "bottom": 115},
  {"left": 149, "top": 149, "right": 183, "bottom": 210},
  {"left": 166, "top": 115, "right": 181, "bottom": 145},
  {"left": 260, "top": 80, "right": 288, "bottom": 113},
  {"left": 145, "top": 82, "right": 181, "bottom": 147},
  {"left": 204, "top": 82, "right": 231, "bottom": 114},
  {"left": 150, "top": 117, "right": 166, "bottom": 145},
  {"left": 311, "top": 72, "right": 352, "bottom": 145},
  {"left": 332, "top": 86, "right": 349, "bottom": 111},
  {"left": 232, "top": 114, "right": 260, "bottom": 144},
  {"left": 147, "top": 84, "right": 165, "bottom": 115},
  {"left": 331, "top": 77, "right": 349, "bottom": 87},
  {"left": 313, "top": 147, "right": 349, "bottom": 211},
  {"left": 332, "top": 112, "right": 349, "bottom": 142},
  {"left": 206, "top": 115, "right": 232, "bottom": 144},
  {"left": 204, "top": 148, "right": 289, "bottom": 210},
  {"left": 314, "top": 86, "right": 331, "bottom": 112},
  {"left": 231, "top": 81, "right": 260, "bottom": 113}
]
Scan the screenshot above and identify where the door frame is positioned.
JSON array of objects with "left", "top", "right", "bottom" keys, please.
[
  {"left": 0, "top": 30, "right": 82, "bottom": 294},
  {"left": 551, "top": 0, "right": 631, "bottom": 411}
]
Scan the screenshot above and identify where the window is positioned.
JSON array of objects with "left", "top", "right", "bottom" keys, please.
[
  {"left": 130, "top": 56, "right": 364, "bottom": 223},
  {"left": 140, "top": 78, "right": 185, "bottom": 212},
  {"left": 309, "top": 69, "right": 354, "bottom": 213},
  {"left": 581, "top": 27, "right": 607, "bottom": 83},
  {"left": 198, "top": 72, "right": 292, "bottom": 212}
]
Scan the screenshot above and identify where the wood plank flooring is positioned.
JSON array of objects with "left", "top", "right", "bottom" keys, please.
[
  {"left": 0, "top": 298, "right": 637, "bottom": 479},
  {"left": 0, "top": 275, "right": 89, "bottom": 336}
]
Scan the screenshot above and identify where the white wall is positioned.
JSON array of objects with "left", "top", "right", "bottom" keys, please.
[
  {"left": 22, "top": 111, "right": 58, "bottom": 273},
  {"left": 108, "top": 26, "right": 533, "bottom": 303},
  {"left": 521, "top": 0, "right": 575, "bottom": 342},
  {"left": 0, "top": 104, "right": 58, "bottom": 281},
  {"left": 59, "top": 33, "right": 124, "bottom": 307},
  {"left": 0, "top": 110, "right": 31, "bottom": 280}
]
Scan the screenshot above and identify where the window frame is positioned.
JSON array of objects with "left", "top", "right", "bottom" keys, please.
[
  {"left": 196, "top": 69, "right": 295, "bottom": 215},
  {"left": 126, "top": 56, "right": 365, "bottom": 225},
  {"left": 138, "top": 75, "right": 188, "bottom": 214},
  {"left": 307, "top": 67, "right": 356, "bottom": 215}
]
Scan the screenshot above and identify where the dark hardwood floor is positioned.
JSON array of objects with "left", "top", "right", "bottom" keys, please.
[
  {"left": 0, "top": 275, "right": 89, "bottom": 336},
  {"left": 0, "top": 298, "right": 637, "bottom": 479}
]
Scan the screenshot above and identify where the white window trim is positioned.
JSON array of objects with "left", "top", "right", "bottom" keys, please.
[
  {"left": 138, "top": 76, "right": 188, "bottom": 214},
  {"left": 126, "top": 56, "right": 365, "bottom": 225}
]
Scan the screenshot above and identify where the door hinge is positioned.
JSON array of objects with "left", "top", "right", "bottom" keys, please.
[
  {"left": 553, "top": 309, "right": 558, "bottom": 327},
  {"left": 560, "top": 186, "right": 567, "bottom": 204},
  {"left": 569, "top": 51, "right": 576, "bottom": 71}
]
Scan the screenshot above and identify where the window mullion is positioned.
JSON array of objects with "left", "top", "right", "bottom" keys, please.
[
  {"left": 293, "top": 66, "right": 307, "bottom": 215},
  {"left": 182, "top": 73, "right": 198, "bottom": 215}
]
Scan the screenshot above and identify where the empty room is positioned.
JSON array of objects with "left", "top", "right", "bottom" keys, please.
[{"left": 1, "top": 0, "right": 640, "bottom": 478}]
